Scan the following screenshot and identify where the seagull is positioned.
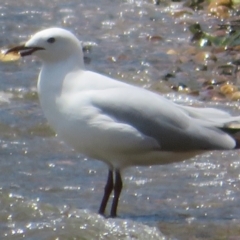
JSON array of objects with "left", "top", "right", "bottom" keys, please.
[{"left": 6, "top": 27, "right": 240, "bottom": 217}]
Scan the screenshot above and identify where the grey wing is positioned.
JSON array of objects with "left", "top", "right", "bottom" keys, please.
[{"left": 91, "top": 87, "right": 236, "bottom": 151}]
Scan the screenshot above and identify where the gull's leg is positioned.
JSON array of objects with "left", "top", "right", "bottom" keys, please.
[
  {"left": 110, "top": 170, "right": 122, "bottom": 218},
  {"left": 98, "top": 169, "right": 113, "bottom": 216}
]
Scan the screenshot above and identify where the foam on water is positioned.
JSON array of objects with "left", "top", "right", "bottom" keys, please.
[{"left": 0, "top": 193, "right": 165, "bottom": 240}]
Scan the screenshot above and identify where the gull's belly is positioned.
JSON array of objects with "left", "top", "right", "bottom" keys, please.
[
  {"left": 47, "top": 115, "right": 107, "bottom": 159},
  {"left": 58, "top": 120, "right": 109, "bottom": 158},
  {"left": 48, "top": 113, "right": 202, "bottom": 169}
]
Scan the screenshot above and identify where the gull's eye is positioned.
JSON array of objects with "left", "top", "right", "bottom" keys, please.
[{"left": 47, "top": 37, "right": 56, "bottom": 43}]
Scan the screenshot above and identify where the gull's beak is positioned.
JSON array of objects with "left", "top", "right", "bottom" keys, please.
[{"left": 5, "top": 44, "right": 45, "bottom": 57}]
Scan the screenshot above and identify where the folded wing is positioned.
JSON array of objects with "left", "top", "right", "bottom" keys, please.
[{"left": 91, "top": 87, "right": 236, "bottom": 151}]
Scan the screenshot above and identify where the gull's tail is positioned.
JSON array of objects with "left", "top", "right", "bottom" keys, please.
[{"left": 179, "top": 105, "right": 240, "bottom": 149}]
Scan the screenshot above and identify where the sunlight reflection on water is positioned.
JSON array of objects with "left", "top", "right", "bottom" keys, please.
[{"left": 1, "top": 0, "right": 240, "bottom": 239}]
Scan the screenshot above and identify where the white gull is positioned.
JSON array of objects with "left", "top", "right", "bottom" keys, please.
[{"left": 6, "top": 27, "right": 240, "bottom": 217}]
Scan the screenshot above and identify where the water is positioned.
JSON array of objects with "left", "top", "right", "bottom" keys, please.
[{"left": 1, "top": 0, "right": 240, "bottom": 239}]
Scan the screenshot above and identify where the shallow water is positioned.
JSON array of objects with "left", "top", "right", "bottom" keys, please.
[{"left": 1, "top": 0, "right": 240, "bottom": 239}]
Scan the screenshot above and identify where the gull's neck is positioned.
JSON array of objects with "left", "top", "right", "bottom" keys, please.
[
  {"left": 42, "top": 51, "right": 84, "bottom": 77},
  {"left": 38, "top": 51, "right": 84, "bottom": 94},
  {"left": 37, "top": 52, "right": 84, "bottom": 128}
]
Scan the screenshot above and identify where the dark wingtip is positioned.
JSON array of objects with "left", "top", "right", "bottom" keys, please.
[{"left": 233, "top": 132, "right": 240, "bottom": 149}]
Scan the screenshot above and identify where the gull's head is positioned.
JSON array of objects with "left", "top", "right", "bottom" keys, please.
[{"left": 6, "top": 28, "right": 82, "bottom": 62}]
